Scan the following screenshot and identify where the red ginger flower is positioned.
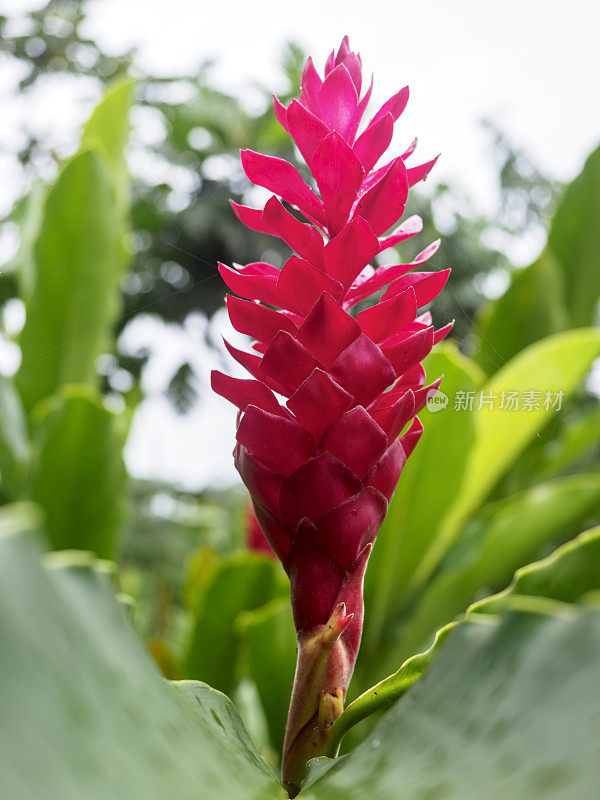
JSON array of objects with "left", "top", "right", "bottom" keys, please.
[{"left": 212, "top": 36, "right": 451, "bottom": 792}]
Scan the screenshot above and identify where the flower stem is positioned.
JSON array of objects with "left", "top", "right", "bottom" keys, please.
[{"left": 281, "top": 602, "right": 353, "bottom": 796}]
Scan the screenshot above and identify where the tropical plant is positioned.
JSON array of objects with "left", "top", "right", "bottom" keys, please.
[
  {"left": 0, "top": 30, "right": 599, "bottom": 800},
  {"left": 213, "top": 37, "right": 454, "bottom": 791}
]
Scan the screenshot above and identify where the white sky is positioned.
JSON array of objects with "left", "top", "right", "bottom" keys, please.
[
  {"left": 81, "top": 0, "right": 600, "bottom": 203},
  {"left": 2, "top": 0, "right": 600, "bottom": 489}
]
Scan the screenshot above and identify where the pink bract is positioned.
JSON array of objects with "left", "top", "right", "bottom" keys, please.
[{"left": 212, "top": 36, "right": 450, "bottom": 793}]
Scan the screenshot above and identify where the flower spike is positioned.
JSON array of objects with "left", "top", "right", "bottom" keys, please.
[{"left": 212, "top": 36, "right": 449, "bottom": 794}]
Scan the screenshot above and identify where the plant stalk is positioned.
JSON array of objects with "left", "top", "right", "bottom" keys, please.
[{"left": 281, "top": 602, "right": 353, "bottom": 796}]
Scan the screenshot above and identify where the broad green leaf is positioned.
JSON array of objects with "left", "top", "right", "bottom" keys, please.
[
  {"left": 82, "top": 77, "right": 134, "bottom": 174},
  {"left": 172, "top": 680, "right": 278, "bottom": 779},
  {"left": 44, "top": 546, "right": 117, "bottom": 588},
  {"left": 0, "top": 500, "right": 44, "bottom": 542},
  {"left": 548, "top": 143, "right": 600, "bottom": 327},
  {"left": 472, "top": 525, "right": 600, "bottom": 614},
  {"left": 324, "top": 525, "right": 600, "bottom": 753},
  {"left": 474, "top": 253, "right": 568, "bottom": 373},
  {"left": 233, "top": 678, "right": 274, "bottom": 761},
  {"left": 301, "top": 757, "right": 343, "bottom": 794},
  {"left": 16, "top": 75, "right": 133, "bottom": 414},
  {"left": 326, "top": 620, "right": 459, "bottom": 756},
  {"left": 237, "top": 597, "right": 297, "bottom": 752},
  {"left": 16, "top": 150, "right": 123, "bottom": 411},
  {"left": 304, "top": 607, "right": 600, "bottom": 799},
  {"left": 395, "top": 474, "right": 600, "bottom": 662},
  {"left": 0, "top": 376, "right": 29, "bottom": 497},
  {"left": 30, "top": 386, "right": 127, "bottom": 558},
  {"left": 8, "top": 180, "right": 47, "bottom": 300},
  {"left": 362, "top": 343, "right": 482, "bottom": 660},
  {"left": 0, "top": 508, "right": 285, "bottom": 800},
  {"left": 183, "top": 551, "right": 288, "bottom": 695},
  {"left": 415, "top": 328, "right": 600, "bottom": 587},
  {"left": 81, "top": 76, "right": 134, "bottom": 220}
]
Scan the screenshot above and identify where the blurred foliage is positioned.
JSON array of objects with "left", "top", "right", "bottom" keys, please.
[
  {"left": 119, "top": 480, "right": 246, "bottom": 644},
  {"left": 0, "top": 0, "right": 133, "bottom": 88},
  {"left": 183, "top": 552, "right": 288, "bottom": 695},
  {"left": 30, "top": 387, "right": 127, "bottom": 557},
  {"left": 0, "top": 73, "right": 132, "bottom": 562},
  {"left": 548, "top": 145, "right": 600, "bottom": 327},
  {"left": 166, "top": 361, "right": 198, "bottom": 414},
  {"left": 16, "top": 147, "right": 124, "bottom": 411}
]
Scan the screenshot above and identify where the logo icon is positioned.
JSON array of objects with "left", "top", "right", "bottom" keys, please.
[{"left": 426, "top": 389, "right": 448, "bottom": 413}]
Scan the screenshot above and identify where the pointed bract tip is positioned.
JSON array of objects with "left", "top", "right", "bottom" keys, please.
[
  {"left": 360, "top": 541, "right": 374, "bottom": 560},
  {"left": 330, "top": 601, "right": 347, "bottom": 621},
  {"left": 327, "top": 602, "right": 354, "bottom": 634}
]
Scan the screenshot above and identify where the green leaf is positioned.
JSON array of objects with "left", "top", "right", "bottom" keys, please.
[
  {"left": 326, "top": 620, "right": 460, "bottom": 756},
  {"left": 183, "top": 551, "right": 288, "bottom": 696},
  {"left": 534, "top": 403, "right": 600, "bottom": 481},
  {"left": 362, "top": 343, "right": 482, "bottom": 661},
  {"left": 0, "top": 376, "right": 29, "bottom": 498},
  {"left": 30, "top": 386, "right": 127, "bottom": 558},
  {"left": 0, "top": 508, "right": 285, "bottom": 799},
  {"left": 548, "top": 143, "right": 600, "bottom": 327},
  {"left": 334, "top": 525, "right": 600, "bottom": 749},
  {"left": 233, "top": 677, "right": 273, "bottom": 760},
  {"left": 301, "top": 757, "right": 342, "bottom": 793},
  {"left": 16, "top": 76, "right": 133, "bottom": 414},
  {"left": 8, "top": 180, "right": 47, "bottom": 300},
  {"left": 472, "top": 525, "right": 600, "bottom": 614},
  {"left": 474, "top": 253, "right": 568, "bottom": 373},
  {"left": 416, "top": 328, "right": 600, "bottom": 587},
  {"left": 237, "top": 597, "right": 297, "bottom": 752},
  {"left": 82, "top": 77, "right": 134, "bottom": 174},
  {"left": 172, "top": 680, "right": 278, "bottom": 780},
  {"left": 16, "top": 150, "right": 123, "bottom": 412},
  {"left": 81, "top": 76, "right": 134, "bottom": 219},
  {"left": 0, "top": 500, "right": 44, "bottom": 541},
  {"left": 395, "top": 474, "right": 600, "bottom": 661},
  {"left": 304, "top": 607, "right": 600, "bottom": 799}
]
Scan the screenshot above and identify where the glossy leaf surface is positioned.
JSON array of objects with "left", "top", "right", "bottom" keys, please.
[{"left": 0, "top": 511, "right": 285, "bottom": 800}]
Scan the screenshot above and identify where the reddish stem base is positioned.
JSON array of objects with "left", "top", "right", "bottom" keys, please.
[{"left": 281, "top": 603, "right": 353, "bottom": 796}]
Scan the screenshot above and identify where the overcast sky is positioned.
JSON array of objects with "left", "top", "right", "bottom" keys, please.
[
  {"left": 2, "top": 0, "right": 600, "bottom": 489},
  {"left": 82, "top": 0, "right": 600, "bottom": 203}
]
